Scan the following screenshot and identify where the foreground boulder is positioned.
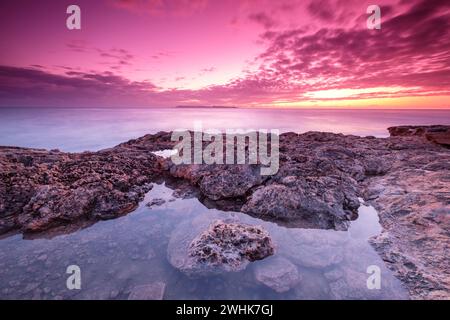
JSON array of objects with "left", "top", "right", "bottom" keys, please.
[{"left": 168, "top": 219, "right": 274, "bottom": 276}]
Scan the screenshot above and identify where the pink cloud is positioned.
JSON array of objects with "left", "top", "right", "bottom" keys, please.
[
  {"left": 111, "top": 0, "right": 209, "bottom": 16},
  {"left": 248, "top": 12, "right": 278, "bottom": 29}
]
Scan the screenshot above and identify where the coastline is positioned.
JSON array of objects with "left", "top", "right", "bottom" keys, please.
[{"left": 0, "top": 125, "right": 449, "bottom": 299}]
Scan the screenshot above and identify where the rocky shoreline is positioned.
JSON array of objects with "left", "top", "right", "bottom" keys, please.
[{"left": 0, "top": 126, "right": 449, "bottom": 299}]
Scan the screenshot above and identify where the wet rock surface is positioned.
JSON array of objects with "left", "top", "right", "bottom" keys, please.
[{"left": 0, "top": 125, "right": 449, "bottom": 299}]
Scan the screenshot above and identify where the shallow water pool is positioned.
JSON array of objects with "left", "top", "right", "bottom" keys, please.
[{"left": 0, "top": 183, "right": 408, "bottom": 300}]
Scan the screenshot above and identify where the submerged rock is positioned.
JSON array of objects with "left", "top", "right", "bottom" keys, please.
[
  {"left": 280, "top": 229, "right": 348, "bottom": 268},
  {"left": 146, "top": 198, "right": 166, "bottom": 208},
  {"left": 327, "top": 266, "right": 407, "bottom": 300},
  {"left": 128, "top": 282, "right": 165, "bottom": 300},
  {"left": 254, "top": 257, "right": 300, "bottom": 292},
  {"left": 168, "top": 219, "right": 274, "bottom": 276}
]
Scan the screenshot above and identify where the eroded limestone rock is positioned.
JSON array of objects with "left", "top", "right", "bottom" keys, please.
[{"left": 168, "top": 219, "right": 274, "bottom": 276}]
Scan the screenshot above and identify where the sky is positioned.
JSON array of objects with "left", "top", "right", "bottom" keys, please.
[{"left": 0, "top": 0, "right": 449, "bottom": 108}]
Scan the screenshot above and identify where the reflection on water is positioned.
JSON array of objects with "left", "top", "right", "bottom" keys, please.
[
  {"left": 0, "top": 184, "right": 408, "bottom": 300},
  {"left": 0, "top": 107, "right": 448, "bottom": 152},
  {"left": 151, "top": 149, "right": 178, "bottom": 158}
]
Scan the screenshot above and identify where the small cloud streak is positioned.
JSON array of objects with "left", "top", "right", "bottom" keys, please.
[
  {"left": 111, "top": 0, "right": 209, "bottom": 16},
  {"left": 248, "top": 12, "right": 278, "bottom": 29}
]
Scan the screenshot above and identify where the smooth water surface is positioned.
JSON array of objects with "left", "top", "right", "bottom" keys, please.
[{"left": 0, "top": 107, "right": 448, "bottom": 152}]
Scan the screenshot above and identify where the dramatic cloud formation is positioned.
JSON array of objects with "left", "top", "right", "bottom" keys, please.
[
  {"left": 252, "top": 0, "right": 450, "bottom": 100},
  {"left": 0, "top": 0, "right": 449, "bottom": 108}
]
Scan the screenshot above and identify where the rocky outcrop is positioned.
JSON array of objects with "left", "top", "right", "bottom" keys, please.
[
  {"left": 241, "top": 180, "right": 357, "bottom": 230},
  {"left": 0, "top": 139, "right": 166, "bottom": 234},
  {"left": 169, "top": 164, "right": 265, "bottom": 200},
  {"left": 168, "top": 132, "right": 364, "bottom": 230},
  {"left": 363, "top": 154, "right": 450, "bottom": 299},
  {"left": 167, "top": 219, "right": 274, "bottom": 276},
  {"left": 388, "top": 125, "right": 450, "bottom": 146}
]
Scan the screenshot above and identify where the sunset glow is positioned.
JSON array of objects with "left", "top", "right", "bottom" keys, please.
[{"left": 0, "top": 0, "right": 449, "bottom": 108}]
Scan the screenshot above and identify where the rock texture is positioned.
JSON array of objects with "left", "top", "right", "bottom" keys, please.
[
  {"left": 167, "top": 132, "right": 363, "bottom": 230},
  {"left": 388, "top": 125, "right": 450, "bottom": 146},
  {"left": 363, "top": 128, "right": 450, "bottom": 300},
  {"left": 241, "top": 181, "right": 355, "bottom": 230},
  {"left": 0, "top": 133, "right": 173, "bottom": 234},
  {"left": 168, "top": 219, "right": 274, "bottom": 275},
  {"left": 189, "top": 220, "right": 274, "bottom": 268}
]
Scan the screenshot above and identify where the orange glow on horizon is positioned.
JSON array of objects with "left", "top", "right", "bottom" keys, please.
[{"left": 269, "top": 95, "right": 450, "bottom": 109}]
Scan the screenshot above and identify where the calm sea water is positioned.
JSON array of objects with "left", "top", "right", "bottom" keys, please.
[{"left": 0, "top": 107, "right": 449, "bottom": 151}]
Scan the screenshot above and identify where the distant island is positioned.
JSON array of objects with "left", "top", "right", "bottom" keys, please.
[{"left": 175, "top": 105, "right": 238, "bottom": 109}]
